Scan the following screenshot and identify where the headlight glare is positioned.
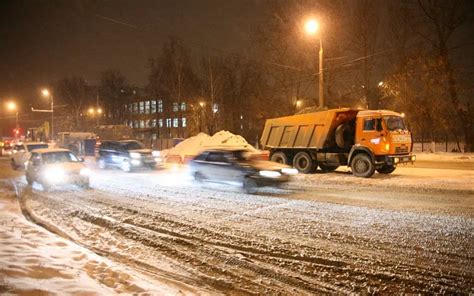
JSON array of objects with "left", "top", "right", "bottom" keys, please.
[
  {"left": 152, "top": 151, "right": 160, "bottom": 157},
  {"left": 130, "top": 152, "right": 141, "bottom": 159},
  {"left": 44, "top": 167, "right": 66, "bottom": 182},
  {"left": 80, "top": 168, "right": 91, "bottom": 176},
  {"left": 259, "top": 170, "right": 281, "bottom": 178},
  {"left": 281, "top": 168, "right": 298, "bottom": 175}
]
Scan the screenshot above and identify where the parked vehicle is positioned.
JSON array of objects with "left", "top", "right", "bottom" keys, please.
[
  {"left": 25, "top": 148, "right": 90, "bottom": 191},
  {"left": 260, "top": 108, "right": 416, "bottom": 177},
  {"left": 97, "top": 140, "right": 162, "bottom": 172},
  {"left": 189, "top": 148, "right": 297, "bottom": 194},
  {"left": 10, "top": 142, "right": 49, "bottom": 170}
]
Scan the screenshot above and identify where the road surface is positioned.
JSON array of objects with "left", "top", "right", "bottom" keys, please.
[{"left": 1, "top": 157, "right": 473, "bottom": 294}]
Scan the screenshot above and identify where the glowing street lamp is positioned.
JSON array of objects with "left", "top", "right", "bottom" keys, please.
[
  {"left": 41, "top": 88, "right": 54, "bottom": 141},
  {"left": 6, "top": 101, "right": 19, "bottom": 137},
  {"left": 199, "top": 101, "right": 205, "bottom": 107},
  {"left": 304, "top": 18, "right": 324, "bottom": 108}
]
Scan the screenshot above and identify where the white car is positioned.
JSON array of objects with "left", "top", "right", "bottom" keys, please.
[
  {"left": 11, "top": 142, "right": 49, "bottom": 170},
  {"left": 25, "top": 148, "right": 90, "bottom": 191}
]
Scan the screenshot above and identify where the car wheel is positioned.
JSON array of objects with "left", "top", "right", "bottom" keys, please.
[
  {"left": 293, "top": 152, "right": 316, "bottom": 174},
  {"left": 243, "top": 177, "right": 258, "bottom": 194},
  {"left": 10, "top": 159, "right": 17, "bottom": 170},
  {"left": 351, "top": 153, "right": 375, "bottom": 178},
  {"left": 319, "top": 163, "right": 339, "bottom": 172},
  {"left": 120, "top": 161, "right": 132, "bottom": 172},
  {"left": 81, "top": 178, "right": 91, "bottom": 189},
  {"left": 26, "top": 174, "right": 33, "bottom": 186},
  {"left": 270, "top": 152, "right": 289, "bottom": 165},
  {"left": 98, "top": 158, "right": 106, "bottom": 169},
  {"left": 376, "top": 164, "right": 396, "bottom": 174},
  {"left": 42, "top": 182, "right": 51, "bottom": 192},
  {"left": 194, "top": 172, "right": 205, "bottom": 183}
]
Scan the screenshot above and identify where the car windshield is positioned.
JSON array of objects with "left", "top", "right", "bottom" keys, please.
[
  {"left": 384, "top": 116, "right": 407, "bottom": 131},
  {"left": 121, "top": 141, "right": 144, "bottom": 150},
  {"left": 27, "top": 144, "right": 48, "bottom": 152},
  {"left": 230, "top": 150, "right": 249, "bottom": 162},
  {"left": 42, "top": 151, "right": 80, "bottom": 164}
]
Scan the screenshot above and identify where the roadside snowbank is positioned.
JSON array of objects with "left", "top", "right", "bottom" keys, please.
[
  {"left": 0, "top": 182, "right": 180, "bottom": 295},
  {"left": 415, "top": 152, "right": 474, "bottom": 162}
]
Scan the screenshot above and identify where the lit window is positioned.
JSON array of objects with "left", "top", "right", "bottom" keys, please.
[
  {"left": 173, "top": 118, "right": 179, "bottom": 127},
  {"left": 145, "top": 101, "right": 150, "bottom": 114},
  {"left": 159, "top": 119, "right": 163, "bottom": 127},
  {"left": 151, "top": 100, "right": 156, "bottom": 113},
  {"left": 181, "top": 117, "right": 187, "bottom": 127},
  {"left": 213, "top": 103, "right": 219, "bottom": 113},
  {"left": 140, "top": 120, "right": 145, "bottom": 128},
  {"left": 166, "top": 118, "right": 171, "bottom": 127},
  {"left": 134, "top": 120, "right": 139, "bottom": 128},
  {"left": 150, "top": 119, "right": 157, "bottom": 127},
  {"left": 180, "top": 102, "right": 186, "bottom": 111},
  {"left": 158, "top": 100, "right": 163, "bottom": 113},
  {"left": 133, "top": 103, "right": 138, "bottom": 114},
  {"left": 152, "top": 133, "right": 157, "bottom": 140},
  {"left": 173, "top": 102, "right": 179, "bottom": 112},
  {"left": 139, "top": 102, "right": 145, "bottom": 114}
]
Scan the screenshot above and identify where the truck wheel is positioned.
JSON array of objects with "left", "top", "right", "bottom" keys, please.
[
  {"left": 319, "top": 164, "right": 339, "bottom": 172},
  {"left": 293, "top": 152, "right": 316, "bottom": 174},
  {"left": 351, "top": 153, "right": 375, "bottom": 178},
  {"left": 270, "top": 152, "right": 289, "bottom": 164},
  {"left": 376, "top": 165, "right": 396, "bottom": 174}
]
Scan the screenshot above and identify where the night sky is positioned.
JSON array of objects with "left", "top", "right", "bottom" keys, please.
[{"left": 0, "top": 0, "right": 261, "bottom": 108}]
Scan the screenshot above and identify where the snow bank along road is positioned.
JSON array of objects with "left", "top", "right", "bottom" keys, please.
[{"left": 1, "top": 157, "right": 473, "bottom": 294}]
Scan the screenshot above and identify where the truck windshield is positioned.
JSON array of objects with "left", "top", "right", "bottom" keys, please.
[{"left": 384, "top": 116, "right": 407, "bottom": 131}]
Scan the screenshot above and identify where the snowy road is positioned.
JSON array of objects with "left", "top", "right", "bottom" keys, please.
[{"left": 1, "top": 157, "right": 473, "bottom": 294}]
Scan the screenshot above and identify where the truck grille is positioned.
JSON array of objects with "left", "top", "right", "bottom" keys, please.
[{"left": 395, "top": 146, "right": 408, "bottom": 154}]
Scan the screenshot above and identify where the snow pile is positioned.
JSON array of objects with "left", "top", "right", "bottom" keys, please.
[
  {"left": 415, "top": 152, "right": 474, "bottom": 162},
  {"left": 0, "top": 183, "right": 167, "bottom": 295},
  {"left": 167, "top": 130, "right": 256, "bottom": 158}
]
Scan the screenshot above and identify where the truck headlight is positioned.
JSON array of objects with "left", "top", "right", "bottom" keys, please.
[
  {"left": 281, "top": 168, "right": 298, "bottom": 175},
  {"left": 385, "top": 143, "right": 390, "bottom": 151},
  {"left": 45, "top": 167, "right": 66, "bottom": 182},
  {"left": 80, "top": 168, "right": 91, "bottom": 176},
  {"left": 411, "top": 155, "right": 416, "bottom": 162},
  {"left": 394, "top": 157, "right": 400, "bottom": 164},
  {"left": 259, "top": 170, "right": 281, "bottom": 178},
  {"left": 130, "top": 152, "right": 141, "bottom": 159}
]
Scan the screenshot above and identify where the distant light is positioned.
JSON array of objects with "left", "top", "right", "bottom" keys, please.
[
  {"left": 199, "top": 101, "right": 205, "bottom": 107},
  {"left": 401, "top": 112, "right": 406, "bottom": 118},
  {"left": 97, "top": 108, "right": 103, "bottom": 114},
  {"left": 296, "top": 100, "right": 302, "bottom": 107},
  {"left": 305, "top": 19, "right": 319, "bottom": 35},
  {"left": 6, "top": 101, "right": 17, "bottom": 111},
  {"left": 378, "top": 81, "right": 384, "bottom": 87},
  {"left": 88, "top": 108, "right": 95, "bottom": 114},
  {"left": 41, "top": 89, "right": 50, "bottom": 97}
]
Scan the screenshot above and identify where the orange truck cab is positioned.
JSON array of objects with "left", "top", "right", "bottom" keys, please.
[{"left": 260, "top": 108, "right": 416, "bottom": 178}]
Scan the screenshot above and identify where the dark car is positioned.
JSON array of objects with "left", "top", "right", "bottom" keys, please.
[
  {"left": 97, "top": 140, "right": 162, "bottom": 172},
  {"left": 189, "top": 148, "right": 298, "bottom": 193}
]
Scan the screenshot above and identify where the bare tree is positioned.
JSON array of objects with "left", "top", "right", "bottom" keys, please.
[
  {"left": 99, "top": 69, "right": 130, "bottom": 125},
  {"left": 55, "top": 76, "right": 91, "bottom": 131}
]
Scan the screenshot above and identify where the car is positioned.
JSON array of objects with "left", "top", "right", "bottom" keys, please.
[
  {"left": 189, "top": 148, "right": 298, "bottom": 193},
  {"left": 25, "top": 148, "right": 90, "bottom": 191},
  {"left": 11, "top": 142, "right": 49, "bottom": 170},
  {"left": 1, "top": 141, "right": 13, "bottom": 156},
  {"left": 96, "top": 140, "right": 162, "bottom": 172}
]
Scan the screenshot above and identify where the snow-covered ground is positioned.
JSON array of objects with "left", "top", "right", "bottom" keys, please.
[
  {"left": 0, "top": 180, "right": 198, "bottom": 295},
  {"left": 1, "top": 155, "right": 473, "bottom": 294}
]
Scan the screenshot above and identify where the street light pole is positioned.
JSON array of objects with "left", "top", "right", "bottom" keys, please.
[
  {"left": 51, "top": 93, "right": 54, "bottom": 141},
  {"left": 318, "top": 38, "right": 324, "bottom": 108}
]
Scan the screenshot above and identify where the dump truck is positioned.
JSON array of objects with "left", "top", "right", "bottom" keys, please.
[{"left": 260, "top": 108, "right": 416, "bottom": 177}]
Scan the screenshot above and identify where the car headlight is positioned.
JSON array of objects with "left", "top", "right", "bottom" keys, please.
[
  {"left": 281, "top": 168, "right": 298, "bottom": 175},
  {"left": 152, "top": 151, "right": 160, "bottom": 157},
  {"left": 130, "top": 152, "right": 141, "bottom": 159},
  {"left": 259, "top": 170, "right": 281, "bottom": 178},
  {"left": 44, "top": 167, "right": 66, "bottom": 182},
  {"left": 131, "top": 159, "right": 141, "bottom": 165},
  {"left": 80, "top": 168, "right": 91, "bottom": 176}
]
